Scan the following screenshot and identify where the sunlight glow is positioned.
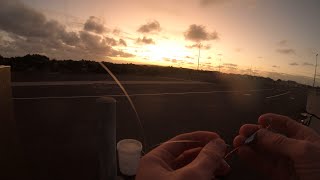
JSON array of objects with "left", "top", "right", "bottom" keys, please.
[{"left": 137, "top": 41, "right": 192, "bottom": 62}]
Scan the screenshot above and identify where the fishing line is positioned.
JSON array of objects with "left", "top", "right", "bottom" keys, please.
[
  {"left": 224, "top": 124, "right": 272, "bottom": 159},
  {"left": 98, "top": 61, "right": 274, "bottom": 160},
  {"left": 98, "top": 62, "right": 147, "bottom": 150}
]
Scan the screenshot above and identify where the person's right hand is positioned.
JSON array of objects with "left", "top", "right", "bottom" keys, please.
[{"left": 233, "top": 113, "right": 320, "bottom": 180}]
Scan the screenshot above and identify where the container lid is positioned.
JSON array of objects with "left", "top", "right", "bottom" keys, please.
[{"left": 117, "top": 139, "right": 142, "bottom": 154}]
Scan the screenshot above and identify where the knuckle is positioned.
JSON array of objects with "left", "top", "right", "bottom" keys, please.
[{"left": 272, "top": 134, "right": 287, "bottom": 145}]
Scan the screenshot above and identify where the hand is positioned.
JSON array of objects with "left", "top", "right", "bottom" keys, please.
[
  {"left": 136, "top": 131, "right": 230, "bottom": 180},
  {"left": 234, "top": 113, "right": 320, "bottom": 180}
]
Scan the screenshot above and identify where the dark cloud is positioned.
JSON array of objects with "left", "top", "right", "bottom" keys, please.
[
  {"left": 137, "top": 20, "right": 161, "bottom": 33},
  {"left": 276, "top": 48, "right": 296, "bottom": 54},
  {"left": 136, "top": 36, "right": 155, "bottom": 45},
  {"left": 119, "top": 39, "right": 127, "bottom": 46},
  {"left": 208, "top": 57, "right": 212, "bottom": 59},
  {"left": 104, "top": 37, "right": 118, "bottom": 46},
  {"left": 278, "top": 40, "right": 288, "bottom": 46},
  {"left": 186, "top": 43, "right": 211, "bottom": 50},
  {"left": 289, "top": 62, "right": 299, "bottom": 66},
  {"left": 201, "top": 0, "right": 230, "bottom": 6},
  {"left": 272, "top": 65, "right": 279, "bottom": 68},
  {"left": 0, "top": 0, "right": 80, "bottom": 46},
  {"left": 84, "top": 16, "right": 106, "bottom": 34},
  {"left": 78, "top": 31, "right": 134, "bottom": 58},
  {"left": 184, "top": 24, "right": 219, "bottom": 42},
  {"left": 0, "top": 0, "right": 134, "bottom": 60},
  {"left": 303, "top": 62, "right": 314, "bottom": 66},
  {"left": 224, "top": 63, "right": 238, "bottom": 67}
]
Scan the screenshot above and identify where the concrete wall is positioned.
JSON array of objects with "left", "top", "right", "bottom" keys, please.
[
  {"left": 307, "top": 89, "right": 320, "bottom": 117},
  {"left": 0, "top": 66, "right": 28, "bottom": 179},
  {"left": 0, "top": 66, "right": 13, "bottom": 121},
  {"left": 306, "top": 89, "right": 320, "bottom": 133}
]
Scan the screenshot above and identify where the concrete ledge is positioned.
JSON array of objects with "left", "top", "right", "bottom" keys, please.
[
  {"left": 0, "top": 66, "right": 13, "bottom": 119},
  {"left": 0, "top": 66, "right": 28, "bottom": 179},
  {"left": 307, "top": 89, "right": 320, "bottom": 133}
]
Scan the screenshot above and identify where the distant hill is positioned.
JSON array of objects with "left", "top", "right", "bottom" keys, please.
[{"left": 0, "top": 54, "right": 309, "bottom": 88}]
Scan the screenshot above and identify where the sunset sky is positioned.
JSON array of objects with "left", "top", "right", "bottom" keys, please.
[{"left": 1, "top": 0, "right": 320, "bottom": 85}]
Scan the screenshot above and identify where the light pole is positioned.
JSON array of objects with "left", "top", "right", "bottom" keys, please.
[
  {"left": 313, "top": 54, "right": 318, "bottom": 87},
  {"left": 197, "top": 43, "right": 201, "bottom": 71}
]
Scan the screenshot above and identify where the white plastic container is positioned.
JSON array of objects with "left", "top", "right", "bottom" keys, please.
[{"left": 117, "top": 139, "right": 142, "bottom": 176}]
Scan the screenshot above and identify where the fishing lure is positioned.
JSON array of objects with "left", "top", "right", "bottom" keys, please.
[{"left": 224, "top": 124, "right": 272, "bottom": 159}]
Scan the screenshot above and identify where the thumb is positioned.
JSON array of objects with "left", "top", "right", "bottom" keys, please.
[
  {"left": 188, "top": 139, "right": 227, "bottom": 177},
  {"left": 255, "top": 129, "right": 301, "bottom": 158}
]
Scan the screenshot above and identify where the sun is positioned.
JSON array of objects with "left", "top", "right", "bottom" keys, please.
[{"left": 138, "top": 40, "right": 192, "bottom": 62}]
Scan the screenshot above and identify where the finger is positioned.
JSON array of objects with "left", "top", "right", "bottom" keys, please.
[
  {"left": 237, "top": 146, "right": 273, "bottom": 174},
  {"left": 215, "top": 159, "right": 231, "bottom": 176},
  {"left": 255, "top": 129, "right": 303, "bottom": 158},
  {"left": 153, "top": 131, "right": 220, "bottom": 163},
  {"left": 258, "top": 113, "right": 319, "bottom": 140},
  {"left": 239, "top": 124, "right": 260, "bottom": 137},
  {"left": 172, "top": 147, "right": 202, "bottom": 170},
  {"left": 233, "top": 135, "right": 246, "bottom": 147},
  {"left": 187, "top": 138, "right": 227, "bottom": 177}
]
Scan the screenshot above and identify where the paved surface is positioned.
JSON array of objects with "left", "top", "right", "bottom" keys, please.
[
  {"left": 12, "top": 80, "right": 208, "bottom": 86},
  {"left": 12, "top": 80, "right": 308, "bottom": 180}
]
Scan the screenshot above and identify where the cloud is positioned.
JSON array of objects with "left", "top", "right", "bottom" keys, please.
[
  {"left": 113, "top": 28, "right": 121, "bottom": 35},
  {"left": 136, "top": 36, "right": 155, "bottom": 45},
  {"left": 84, "top": 16, "right": 107, "bottom": 34},
  {"left": 137, "top": 20, "right": 161, "bottom": 33},
  {"left": 289, "top": 62, "right": 299, "bottom": 66},
  {"left": 119, "top": 39, "right": 127, "bottom": 46},
  {"left": 276, "top": 48, "right": 296, "bottom": 54},
  {"left": 224, "top": 63, "right": 238, "bottom": 67},
  {"left": 184, "top": 24, "right": 219, "bottom": 42},
  {"left": 278, "top": 40, "right": 288, "bottom": 46},
  {"left": 303, "top": 62, "right": 314, "bottom": 66},
  {"left": 0, "top": 0, "right": 134, "bottom": 60},
  {"left": 200, "top": 0, "right": 257, "bottom": 8},
  {"left": 0, "top": 0, "right": 80, "bottom": 46},
  {"left": 186, "top": 43, "right": 211, "bottom": 50},
  {"left": 272, "top": 65, "right": 279, "bottom": 68},
  {"left": 163, "top": 58, "right": 184, "bottom": 64},
  {"left": 201, "top": 0, "right": 230, "bottom": 6},
  {"left": 104, "top": 37, "right": 118, "bottom": 46},
  {"left": 163, "top": 58, "right": 171, "bottom": 62},
  {"left": 257, "top": 56, "right": 263, "bottom": 59},
  {"left": 208, "top": 57, "right": 212, "bottom": 59}
]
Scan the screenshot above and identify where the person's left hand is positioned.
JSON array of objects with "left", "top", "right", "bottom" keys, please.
[{"left": 136, "top": 131, "right": 230, "bottom": 180}]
